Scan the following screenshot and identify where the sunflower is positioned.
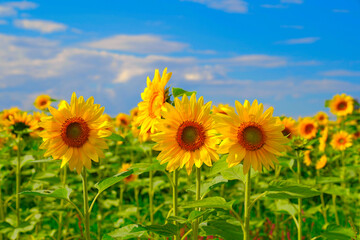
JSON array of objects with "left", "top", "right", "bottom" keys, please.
[
  {"left": 31, "top": 112, "right": 48, "bottom": 136},
  {"left": 119, "top": 163, "right": 137, "bottom": 183},
  {"left": 6, "top": 112, "right": 38, "bottom": 137},
  {"left": 136, "top": 68, "right": 172, "bottom": 135},
  {"left": 130, "top": 107, "right": 139, "bottom": 120},
  {"left": 330, "top": 131, "right": 352, "bottom": 151},
  {"left": 298, "top": 117, "right": 318, "bottom": 139},
  {"left": 329, "top": 94, "right": 353, "bottom": 116},
  {"left": 34, "top": 94, "right": 52, "bottom": 110},
  {"left": 0, "top": 107, "right": 20, "bottom": 125},
  {"left": 152, "top": 94, "right": 220, "bottom": 174},
  {"left": 279, "top": 117, "right": 297, "bottom": 139},
  {"left": 212, "top": 104, "right": 234, "bottom": 115},
  {"left": 315, "top": 111, "right": 328, "bottom": 126},
  {"left": 303, "top": 150, "right": 311, "bottom": 166},
  {"left": 116, "top": 113, "right": 130, "bottom": 127},
  {"left": 39, "top": 92, "right": 112, "bottom": 174},
  {"left": 316, "top": 155, "right": 327, "bottom": 170},
  {"left": 319, "top": 126, "right": 328, "bottom": 152},
  {"left": 214, "top": 99, "right": 288, "bottom": 174}
]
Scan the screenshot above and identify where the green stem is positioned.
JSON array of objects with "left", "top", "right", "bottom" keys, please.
[
  {"left": 119, "top": 185, "right": 124, "bottom": 212},
  {"left": 173, "top": 170, "right": 180, "bottom": 240},
  {"left": 332, "top": 194, "right": 339, "bottom": 225},
  {"left": 193, "top": 167, "right": 201, "bottom": 240},
  {"left": 81, "top": 168, "right": 91, "bottom": 240},
  {"left": 58, "top": 167, "right": 67, "bottom": 240},
  {"left": 297, "top": 151, "right": 302, "bottom": 240},
  {"left": 16, "top": 136, "right": 21, "bottom": 229},
  {"left": 244, "top": 168, "right": 251, "bottom": 240},
  {"left": 149, "top": 150, "right": 154, "bottom": 225},
  {"left": 320, "top": 193, "right": 328, "bottom": 225}
]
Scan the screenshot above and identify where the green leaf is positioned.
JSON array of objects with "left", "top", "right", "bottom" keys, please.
[
  {"left": 95, "top": 170, "right": 134, "bottom": 193},
  {"left": 316, "top": 177, "right": 343, "bottom": 184},
  {"left": 20, "top": 188, "right": 72, "bottom": 201},
  {"left": 166, "top": 216, "right": 188, "bottom": 224},
  {"left": 102, "top": 224, "right": 147, "bottom": 239},
  {"left": 221, "top": 164, "right": 257, "bottom": 182},
  {"left": 130, "top": 161, "right": 165, "bottom": 175},
  {"left": 188, "top": 209, "right": 215, "bottom": 223},
  {"left": 143, "top": 223, "right": 177, "bottom": 236},
  {"left": 172, "top": 87, "right": 196, "bottom": 98},
  {"left": 200, "top": 220, "right": 243, "bottom": 240},
  {"left": 322, "top": 224, "right": 356, "bottom": 240},
  {"left": 105, "top": 133, "right": 124, "bottom": 142},
  {"left": 187, "top": 175, "right": 228, "bottom": 198},
  {"left": 266, "top": 180, "right": 320, "bottom": 199},
  {"left": 275, "top": 199, "right": 297, "bottom": 217},
  {"left": 322, "top": 184, "right": 348, "bottom": 196},
  {"left": 180, "top": 197, "right": 234, "bottom": 209},
  {"left": 324, "top": 100, "right": 331, "bottom": 108}
]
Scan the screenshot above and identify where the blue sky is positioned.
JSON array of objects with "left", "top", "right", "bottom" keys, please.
[{"left": 0, "top": 0, "right": 359, "bottom": 118}]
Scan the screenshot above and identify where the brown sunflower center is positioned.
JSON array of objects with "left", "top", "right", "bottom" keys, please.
[
  {"left": 338, "top": 138, "right": 345, "bottom": 144},
  {"left": 176, "top": 121, "right": 206, "bottom": 151},
  {"left": 61, "top": 117, "right": 89, "bottom": 148},
  {"left": 120, "top": 119, "right": 128, "bottom": 125},
  {"left": 12, "top": 121, "right": 30, "bottom": 136},
  {"left": 237, "top": 122, "right": 266, "bottom": 151},
  {"left": 148, "top": 92, "right": 163, "bottom": 118},
  {"left": 304, "top": 124, "right": 314, "bottom": 134},
  {"left": 337, "top": 101, "right": 347, "bottom": 110},
  {"left": 282, "top": 127, "right": 292, "bottom": 138},
  {"left": 40, "top": 99, "right": 48, "bottom": 106},
  {"left": 319, "top": 116, "right": 324, "bottom": 121}
]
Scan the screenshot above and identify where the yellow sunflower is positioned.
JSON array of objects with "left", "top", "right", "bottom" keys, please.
[
  {"left": 0, "top": 107, "right": 20, "bottom": 125},
  {"left": 212, "top": 104, "right": 234, "bottom": 115},
  {"left": 39, "top": 92, "right": 112, "bottom": 174},
  {"left": 330, "top": 131, "right": 352, "bottom": 151},
  {"left": 119, "top": 163, "right": 137, "bottom": 183},
  {"left": 303, "top": 150, "right": 311, "bottom": 166},
  {"left": 329, "top": 94, "right": 353, "bottom": 116},
  {"left": 6, "top": 112, "right": 38, "bottom": 137},
  {"left": 279, "top": 117, "right": 297, "bottom": 139},
  {"left": 214, "top": 99, "right": 288, "bottom": 174},
  {"left": 34, "top": 94, "right": 52, "bottom": 110},
  {"left": 152, "top": 94, "right": 220, "bottom": 175},
  {"left": 31, "top": 112, "right": 48, "bottom": 136},
  {"left": 316, "top": 155, "right": 327, "bottom": 170},
  {"left": 315, "top": 111, "right": 328, "bottom": 126},
  {"left": 130, "top": 107, "right": 139, "bottom": 120},
  {"left": 319, "top": 126, "right": 328, "bottom": 152},
  {"left": 136, "top": 68, "right": 172, "bottom": 135},
  {"left": 298, "top": 117, "right": 318, "bottom": 139},
  {"left": 116, "top": 113, "right": 130, "bottom": 127}
]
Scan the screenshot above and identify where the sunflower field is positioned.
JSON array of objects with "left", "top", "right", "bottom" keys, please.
[{"left": 0, "top": 68, "right": 359, "bottom": 240}]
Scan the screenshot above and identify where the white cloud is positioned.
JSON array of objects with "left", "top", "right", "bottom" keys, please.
[
  {"left": 281, "top": 0, "right": 303, "bottom": 4},
  {"left": 4, "top": 1, "right": 38, "bottom": 10},
  {"left": 14, "top": 19, "right": 67, "bottom": 33},
  {"left": 281, "top": 25, "right": 303, "bottom": 29},
  {"left": 261, "top": 4, "right": 286, "bottom": 9},
  {"left": 320, "top": 70, "right": 360, "bottom": 77},
  {"left": 333, "top": 9, "right": 349, "bottom": 13},
  {"left": 0, "top": 19, "right": 8, "bottom": 25},
  {"left": 213, "top": 54, "right": 288, "bottom": 67},
  {"left": 85, "top": 34, "right": 188, "bottom": 54},
  {"left": 0, "top": 6, "right": 16, "bottom": 16},
  {"left": 277, "top": 37, "right": 320, "bottom": 45},
  {"left": 182, "top": 0, "right": 248, "bottom": 13}
]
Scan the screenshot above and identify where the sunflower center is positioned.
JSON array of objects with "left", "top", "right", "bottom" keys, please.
[
  {"left": 121, "top": 119, "right": 128, "bottom": 125},
  {"left": 148, "top": 92, "right": 163, "bottom": 118},
  {"left": 319, "top": 116, "right": 324, "bottom": 121},
  {"left": 337, "top": 101, "right": 347, "bottom": 110},
  {"left": 237, "top": 122, "right": 265, "bottom": 151},
  {"left": 282, "top": 127, "right": 292, "bottom": 138},
  {"left": 61, "top": 117, "right": 90, "bottom": 148},
  {"left": 176, "top": 121, "right": 206, "bottom": 151},
  {"left": 40, "top": 100, "right": 48, "bottom": 106},
  {"left": 304, "top": 124, "right": 314, "bottom": 134},
  {"left": 338, "top": 138, "right": 345, "bottom": 144}
]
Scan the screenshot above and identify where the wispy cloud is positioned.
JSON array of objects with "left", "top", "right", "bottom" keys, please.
[
  {"left": 0, "top": 1, "right": 37, "bottom": 17},
  {"left": 281, "top": 0, "right": 303, "bottom": 4},
  {"left": 332, "top": 9, "right": 349, "bottom": 13},
  {"left": 14, "top": 19, "right": 67, "bottom": 33},
  {"left": 261, "top": 4, "right": 286, "bottom": 9},
  {"left": 281, "top": 25, "right": 303, "bottom": 29},
  {"left": 213, "top": 54, "right": 288, "bottom": 67},
  {"left": 276, "top": 37, "right": 320, "bottom": 45},
  {"left": 320, "top": 70, "right": 360, "bottom": 77},
  {"left": 182, "top": 0, "right": 248, "bottom": 13},
  {"left": 85, "top": 34, "right": 188, "bottom": 54}
]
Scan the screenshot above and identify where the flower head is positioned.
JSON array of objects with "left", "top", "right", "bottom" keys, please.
[
  {"left": 39, "top": 92, "right": 112, "bottom": 174},
  {"left": 214, "top": 99, "right": 288, "bottom": 174},
  {"left": 330, "top": 130, "right": 352, "bottom": 151},
  {"left": 34, "top": 94, "right": 52, "bottom": 110},
  {"left": 279, "top": 117, "right": 297, "bottom": 139},
  {"left": 316, "top": 155, "right": 327, "bottom": 170},
  {"left": 315, "top": 112, "right": 328, "bottom": 126},
  {"left": 116, "top": 113, "right": 130, "bottom": 127},
  {"left": 298, "top": 117, "right": 318, "bottom": 139},
  {"left": 119, "top": 163, "right": 137, "bottom": 183},
  {"left": 329, "top": 94, "right": 353, "bottom": 116},
  {"left": 303, "top": 150, "right": 311, "bottom": 166},
  {"left": 136, "top": 68, "right": 172, "bottom": 135},
  {"left": 212, "top": 104, "right": 234, "bottom": 115},
  {"left": 6, "top": 111, "right": 38, "bottom": 137},
  {"left": 319, "top": 126, "right": 328, "bottom": 152},
  {"left": 152, "top": 94, "right": 220, "bottom": 174}
]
